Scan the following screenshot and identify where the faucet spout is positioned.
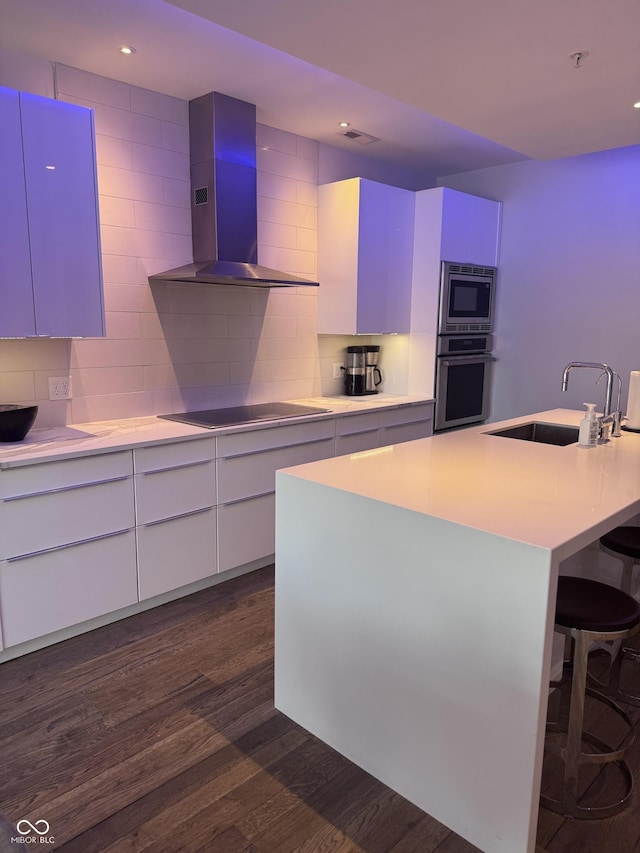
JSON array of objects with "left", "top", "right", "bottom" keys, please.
[{"left": 561, "top": 361, "right": 614, "bottom": 417}]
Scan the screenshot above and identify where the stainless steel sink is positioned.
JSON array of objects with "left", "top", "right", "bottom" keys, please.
[{"left": 486, "top": 422, "right": 579, "bottom": 446}]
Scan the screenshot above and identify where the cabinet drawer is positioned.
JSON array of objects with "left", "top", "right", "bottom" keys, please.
[
  {"left": 216, "top": 418, "right": 334, "bottom": 458},
  {"left": 335, "top": 411, "right": 381, "bottom": 436},
  {"left": 134, "top": 437, "right": 215, "bottom": 474},
  {"left": 137, "top": 506, "right": 217, "bottom": 600},
  {"left": 217, "top": 437, "right": 334, "bottom": 504},
  {"left": 218, "top": 494, "right": 275, "bottom": 573},
  {"left": 0, "top": 475, "right": 134, "bottom": 560},
  {"left": 0, "top": 450, "right": 132, "bottom": 499},
  {"left": 379, "top": 403, "right": 434, "bottom": 429},
  {"left": 335, "top": 429, "right": 381, "bottom": 457},
  {"left": 135, "top": 459, "right": 215, "bottom": 524},
  {"left": 0, "top": 529, "right": 137, "bottom": 647},
  {"left": 381, "top": 419, "right": 432, "bottom": 446}
]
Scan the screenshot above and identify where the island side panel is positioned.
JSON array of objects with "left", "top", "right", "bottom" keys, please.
[{"left": 275, "top": 471, "right": 558, "bottom": 853}]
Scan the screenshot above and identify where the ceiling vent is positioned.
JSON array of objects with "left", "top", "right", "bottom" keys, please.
[{"left": 338, "top": 128, "right": 380, "bottom": 145}]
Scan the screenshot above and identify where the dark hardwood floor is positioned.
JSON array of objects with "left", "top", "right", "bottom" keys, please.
[{"left": 1, "top": 565, "right": 640, "bottom": 852}]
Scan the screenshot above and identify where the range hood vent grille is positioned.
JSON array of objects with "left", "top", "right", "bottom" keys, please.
[
  {"left": 149, "top": 92, "right": 318, "bottom": 289},
  {"left": 194, "top": 186, "right": 208, "bottom": 206}
]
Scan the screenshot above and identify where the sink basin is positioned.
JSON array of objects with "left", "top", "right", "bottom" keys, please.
[
  {"left": 487, "top": 421, "right": 579, "bottom": 446},
  {"left": 0, "top": 404, "right": 38, "bottom": 442}
]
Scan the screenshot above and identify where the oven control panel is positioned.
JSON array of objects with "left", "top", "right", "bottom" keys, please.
[{"left": 437, "top": 334, "right": 493, "bottom": 356}]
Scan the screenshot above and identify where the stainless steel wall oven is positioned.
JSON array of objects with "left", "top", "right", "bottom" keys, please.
[{"left": 434, "top": 329, "right": 496, "bottom": 432}]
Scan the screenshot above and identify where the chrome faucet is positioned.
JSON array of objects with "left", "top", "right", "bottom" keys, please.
[{"left": 561, "top": 361, "right": 622, "bottom": 439}]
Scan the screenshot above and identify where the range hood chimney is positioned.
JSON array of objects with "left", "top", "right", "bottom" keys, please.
[{"left": 149, "top": 92, "right": 318, "bottom": 288}]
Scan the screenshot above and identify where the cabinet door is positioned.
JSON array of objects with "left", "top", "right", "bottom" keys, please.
[
  {"left": 0, "top": 529, "right": 137, "bottom": 647},
  {"left": 20, "top": 92, "right": 105, "bottom": 337},
  {"left": 0, "top": 473, "right": 134, "bottom": 560},
  {"left": 318, "top": 178, "right": 414, "bottom": 334},
  {"left": 357, "top": 180, "right": 415, "bottom": 334},
  {"left": 135, "top": 459, "right": 216, "bottom": 525},
  {"left": 335, "top": 411, "right": 381, "bottom": 456},
  {"left": 0, "top": 87, "right": 35, "bottom": 336},
  {"left": 137, "top": 507, "right": 217, "bottom": 600},
  {"left": 380, "top": 403, "right": 433, "bottom": 446},
  {"left": 218, "top": 493, "right": 275, "bottom": 573},
  {"left": 440, "top": 189, "right": 501, "bottom": 267}
]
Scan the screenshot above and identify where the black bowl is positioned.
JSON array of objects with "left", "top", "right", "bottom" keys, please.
[{"left": 0, "top": 405, "right": 38, "bottom": 442}]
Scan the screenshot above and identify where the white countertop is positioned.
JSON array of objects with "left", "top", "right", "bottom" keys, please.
[
  {"left": 0, "top": 394, "right": 433, "bottom": 469},
  {"left": 281, "top": 408, "right": 640, "bottom": 559}
]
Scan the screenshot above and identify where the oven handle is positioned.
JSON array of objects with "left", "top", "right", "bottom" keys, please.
[{"left": 439, "top": 354, "right": 497, "bottom": 365}]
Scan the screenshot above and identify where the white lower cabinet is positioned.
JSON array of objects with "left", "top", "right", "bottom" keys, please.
[
  {"left": 134, "top": 438, "right": 217, "bottom": 600},
  {"left": 137, "top": 507, "right": 216, "bottom": 600},
  {"left": 0, "top": 450, "right": 136, "bottom": 648},
  {"left": 335, "top": 411, "right": 381, "bottom": 456},
  {"left": 216, "top": 419, "right": 335, "bottom": 573},
  {"left": 0, "top": 530, "right": 137, "bottom": 647},
  {"left": 0, "top": 401, "right": 434, "bottom": 654},
  {"left": 218, "top": 493, "right": 275, "bottom": 573},
  {"left": 380, "top": 403, "right": 433, "bottom": 446}
]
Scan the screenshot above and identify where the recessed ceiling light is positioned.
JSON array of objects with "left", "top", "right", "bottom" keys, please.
[
  {"left": 634, "top": 101, "right": 640, "bottom": 109},
  {"left": 119, "top": 46, "right": 136, "bottom": 55},
  {"left": 338, "top": 121, "right": 350, "bottom": 128}
]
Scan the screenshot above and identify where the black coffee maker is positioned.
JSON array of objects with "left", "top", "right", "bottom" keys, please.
[
  {"left": 344, "top": 345, "right": 383, "bottom": 396},
  {"left": 344, "top": 346, "right": 367, "bottom": 396}
]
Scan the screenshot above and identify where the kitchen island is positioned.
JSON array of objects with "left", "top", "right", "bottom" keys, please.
[{"left": 274, "top": 409, "right": 640, "bottom": 853}]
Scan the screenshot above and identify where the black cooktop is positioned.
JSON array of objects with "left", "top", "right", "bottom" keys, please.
[{"left": 159, "top": 402, "right": 330, "bottom": 429}]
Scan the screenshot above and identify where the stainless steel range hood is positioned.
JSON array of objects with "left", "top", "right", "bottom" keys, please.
[{"left": 149, "top": 92, "right": 318, "bottom": 288}]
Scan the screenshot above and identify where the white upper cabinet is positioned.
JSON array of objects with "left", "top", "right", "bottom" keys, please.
[
  {"left": 0, "top": 87, "right": 105, "bottom": 338},
  {"left": 439, "top": 188, "right": 501, "bottom": 266},
  {"left": 317, "top": 177, "right": 415, "bottom": 334},
  {"left": 415, "top": 186, "right": 501, "bottom": 268}
]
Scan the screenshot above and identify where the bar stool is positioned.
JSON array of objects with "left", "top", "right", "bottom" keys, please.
[
  {"left": 542, "top": 575, "right": 640, "bottom": 818},
  {"left": 600, "top": 526, "right": 640, "bottom": 595},
  {"left": 596, "top": 526, "right": 640, "bottom": 705}
]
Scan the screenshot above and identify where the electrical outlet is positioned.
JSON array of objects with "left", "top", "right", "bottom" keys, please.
[
  {"left": 332, "top": 363, "right": 344, "bottom": 379},
  {"left": 48, "top": 376, "right": 72, "bottom": 400}
]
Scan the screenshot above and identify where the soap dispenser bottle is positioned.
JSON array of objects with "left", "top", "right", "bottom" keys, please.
[{"left": 578, "top": 403, "right": 599, "bottom": 448}]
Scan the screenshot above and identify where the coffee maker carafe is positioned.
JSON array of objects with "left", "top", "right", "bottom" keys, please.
[
  {"left": 364, "top": 345, "right": 383, "bottom": 394},
  {"left": 344, "top": 346, "right": 367, "bottom": 396}
]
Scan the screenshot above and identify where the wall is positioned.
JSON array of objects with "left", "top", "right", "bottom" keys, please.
[
  {"left": 0, "top": 56, "right": 404, "bottom": 427},
  {"left": 439, "top": 145, "right": 640, "bottom": 422}
]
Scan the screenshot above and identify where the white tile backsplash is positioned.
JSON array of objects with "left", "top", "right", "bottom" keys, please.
[
  {"left": 130, "top": 142, "right": 189, "bottom": 180},
  {"left": 98, "top": 165, "right": 165, "bottom": 204},
  {"left": 55, "top": 65, "right": 130, "bottom": 109},
  {"left": 95, "top": 135, "right": 133, "bottom": 170},
  {"left": 257, "top": 171, "right": 298, "bottom": 203},
  {"left": 0, "top": 63, "right": 368, "bottom": 424},
  {"left": 99, "top": 195, "right": 136, "bottom": 228},
  {"left": 130, "top": 85, "right": 187, "bottom": 124}
]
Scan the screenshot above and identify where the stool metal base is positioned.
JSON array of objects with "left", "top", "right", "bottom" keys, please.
[
  {"left": 588, "top": 643, "right": 640, "bottom": 707},
  {"left": 543, "top": 628, "right": 636, "bottom": 818},
  {"left": 593, "top": 546, "right": 640, "bottom": 706}
]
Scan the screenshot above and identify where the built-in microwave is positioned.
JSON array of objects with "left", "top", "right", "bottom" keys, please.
[{"left": 438, "top": 261, "right": 497, "bottom": 334}]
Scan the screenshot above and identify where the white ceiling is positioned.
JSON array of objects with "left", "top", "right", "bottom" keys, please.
[{"left": 1, "top": 0, "right": 638, "bottom": 181}]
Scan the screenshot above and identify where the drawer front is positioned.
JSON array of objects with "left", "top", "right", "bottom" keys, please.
[
  {"left": 137, "top": 506, "right": 217, "bottom": 600},
  {"left": 133, "top": 437, "right": 215, "bottom": 474},
  {"left": 218, "top": 493, "right": 275, "bottom": 573},
  {"left": 335, "top": 429, "right": 381, "bottom": 457},
  {"left": 379, "top": 403, "right": 434, "bottom": 429},
  {"left": 381, "top": 419, "right": 433, "bottom": 446},
  {"left": 217, "top": 437, "right": 334, "bottom": 504},
  {"left": 216, "top": 418, "right": 334, "bottom": 458},
  {"left": 0, "top": 450, "right": 132, "bottom": 499},
  {"left": 135, "top": 459, "right": 215, "bottom": 524},
  {"left": 0, "top": 529, "right": 137, "bottom": 647},
  {"left": 335, "top": 411, "right": 381, "bottom": 436},
  {"left": 0, "top": 476, "right": 135, "bottom": 560}
]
